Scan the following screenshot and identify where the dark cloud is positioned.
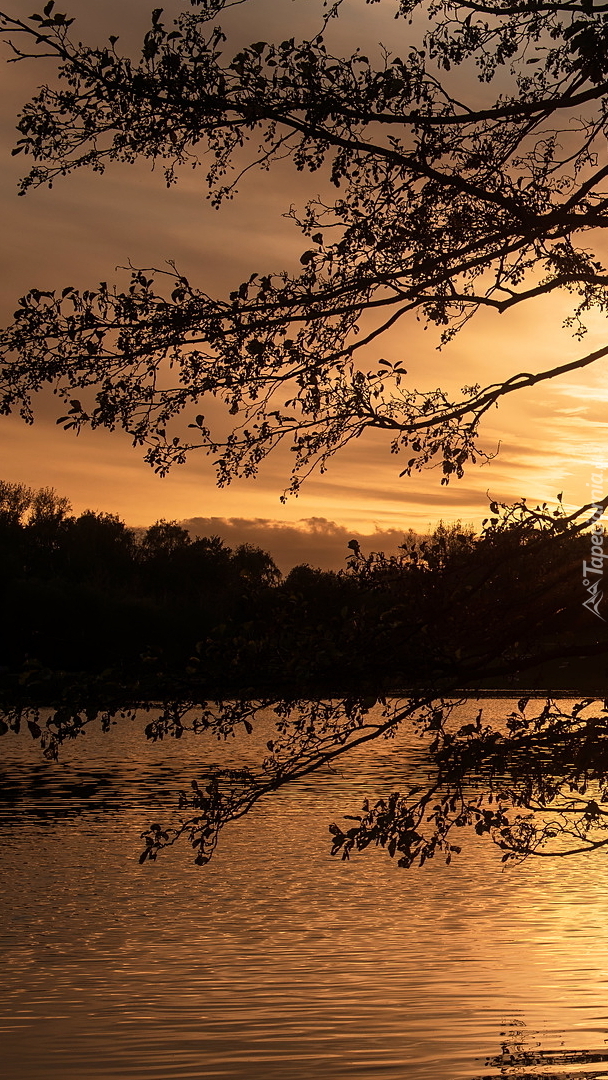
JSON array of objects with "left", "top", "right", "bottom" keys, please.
[{"left": 180, "top": 516, "right": 421, "bottom": 573}]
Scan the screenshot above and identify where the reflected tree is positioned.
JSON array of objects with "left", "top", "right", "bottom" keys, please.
[
  {"left": 476, "top": 1018, "right": 608, "bottom": 1078},
  {"left": 134, "top": 692, "right": 608, "bottom": 869},
  {"left": 4, "top": 679, "right": 608, "bottom": 871}
]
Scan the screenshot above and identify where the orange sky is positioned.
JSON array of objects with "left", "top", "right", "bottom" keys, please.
[{"left": 0, "top": 0, "right": 606, "bottom": 559}]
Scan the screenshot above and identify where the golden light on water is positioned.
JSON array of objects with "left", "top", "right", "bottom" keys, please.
[{"left": 5, "top": 703, "right": 608, "bottom": 1079}]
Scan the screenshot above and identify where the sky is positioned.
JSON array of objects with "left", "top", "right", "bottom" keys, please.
[{"left": 0, "top": 0, "right": 606, "bottom": 569}]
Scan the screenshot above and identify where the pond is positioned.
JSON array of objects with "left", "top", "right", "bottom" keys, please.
[{"left": 2, "top": 699, "right": 608, "bottom": 1079}]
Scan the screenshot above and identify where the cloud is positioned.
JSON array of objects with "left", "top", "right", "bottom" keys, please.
[{"left": 180, "top": 515, "right": 421, "bottom": 573}]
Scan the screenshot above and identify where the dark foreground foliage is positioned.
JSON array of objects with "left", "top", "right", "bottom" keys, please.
[
  {"left": 0, "top": 479, "right": 605, "bottom": 696},
  {"left": 1, "top": 481, "right": 607, "bottom": 875}
]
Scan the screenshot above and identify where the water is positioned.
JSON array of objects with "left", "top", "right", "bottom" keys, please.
[{"left": 2, "top": 700, "right": 608, "bottom": 1080}]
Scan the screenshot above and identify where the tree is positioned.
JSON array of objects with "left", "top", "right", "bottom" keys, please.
[
  {"left": 0, "top": 0, "right": 607, "bottom": 497},
  {"left": 1, "top": 0, "right": 608, "bottom": 873},
  {"left": 140, "top": 519, "right": 191, "bottom": 558},
  {"left": 0, "top": 479, "right": 34, "bottom": 527},
  {"left": 230, "top": 543, "right": 281, "bottom": 587},
  {"left": 61, "top": 509, "right": 137, "bottom": 585}
]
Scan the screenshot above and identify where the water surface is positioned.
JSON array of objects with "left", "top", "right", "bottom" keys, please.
[{"left": 2, "top": 700, "right": 608, "bottom": 1079}]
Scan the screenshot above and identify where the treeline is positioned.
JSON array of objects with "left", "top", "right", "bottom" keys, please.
[
  {"left": 0, "top": 480, "right": 281, "bottom": 678},
  {"left": 0, "top": 480, "right": 603, "bottom": 697}
]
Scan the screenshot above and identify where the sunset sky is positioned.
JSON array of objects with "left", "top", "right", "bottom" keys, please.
[{"left": 0, "top": 0, "right": 606, "bottom": 567}]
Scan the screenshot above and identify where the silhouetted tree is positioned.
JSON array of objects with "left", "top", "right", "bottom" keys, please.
[
  {"left": 0, "top": 479, "right": 33, "bottom": 527},
  {"left": 61, "top": 510, "right": 136, "bottom": 586},
  {"left": 230, "top": 543, "right": 281, "bottom": 588},
  {"left": 141, "top": 519, "right": 191, "bottom": 559},
  {"left": 0, "top": 1, "right": 607, "bottom": 502}
]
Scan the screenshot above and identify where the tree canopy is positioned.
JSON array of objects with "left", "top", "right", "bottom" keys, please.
[{"left": 1, "top": 0, "right": 608, "bottom": 493}]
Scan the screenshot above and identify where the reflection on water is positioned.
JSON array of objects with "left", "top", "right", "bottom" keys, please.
[
  {"left": 2, "top": 701, "right": 608, "bottom": 1080},
  {"left": 478, "top": 1020, "right": 608, "bottom": 1080}
]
